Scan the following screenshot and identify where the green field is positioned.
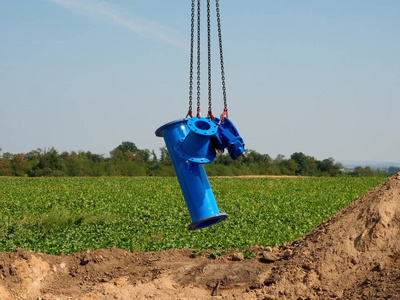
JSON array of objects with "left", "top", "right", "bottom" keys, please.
[{"left": 0, "top": 177, "right": 386, "bottom": 254}]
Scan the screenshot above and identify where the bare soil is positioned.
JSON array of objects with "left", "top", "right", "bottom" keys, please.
[{"left": 1, "top": 173, "right": 400, "bottom": 300}]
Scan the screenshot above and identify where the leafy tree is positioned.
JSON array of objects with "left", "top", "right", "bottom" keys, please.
[
  {"left": 137, "top": 149, "right": 151, "bottom": 163},
  {"left": 123, "top": 151, "right": 135, "bottom": 161},
  {"left": 116, "top": 141, "right": 138, "bottom": 154},
  {"left": 150, "top": 150, "right": 157, "bottom": 162},
  {"left": 281, "top": 158, "right": 298, "bottom": 175},
  {"left": 290, "top": 152, "right": 318, "bottom": 176},
  {"left": 85, "top": 151, "right": 103, "bottom": 163},
  {"left": 25, "top": 149, "right": 42, "bottom": 162},
  {"left": 388, "top": 166, "right": 400, "bottom": 173},
  {"left": 10, "top": 153, "right": 27, "bottom": 176},
  {"left": 317, "top": 158, "right": 343, "bottom": 177},
  {"left": 350, "top": 166, "right": 377, "bottom": 177},
  {"left": 0, "top": 156, "right": 11, "bottom": 176},
  {"left": 160, "top": 147, "right": 171, "bottom": 166},
  {"left": 32, "top": 148, "right": 63, "bottom": 176},
  {"left": 110, "top": 148, "right": 124, "bottom": 161},
  {"left": 243, "top": 150, "right": 271, "bottom": 164},
  {"left": 2, "top": 152, "right": 13, "bottom": 160},
  {"left": 214, "top": 153, "right": 233, "bottom": 166},
  {"left": 274, "top": 154, "right": 286, "bottom": 162}
]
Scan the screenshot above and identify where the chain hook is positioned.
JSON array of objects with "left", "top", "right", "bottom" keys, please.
[
  {"left": 207, "top": 110, "right": 215, "bottom": 121},
  {"left": 220, "top": 108, "right": 228, "bottom": 122},
  {"left": 196, "top": 108, "right": 201, "bottom": 118}
]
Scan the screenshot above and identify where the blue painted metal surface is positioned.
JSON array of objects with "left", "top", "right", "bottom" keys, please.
[
  {"left": 156, "top": 117, "right": 227, "bottom": 230},
  {"left": 175, "top": 117, "right": 218, "bottom": 164},
  {"left": 212, "top": 118, "right": 245, "bottom": 160}
]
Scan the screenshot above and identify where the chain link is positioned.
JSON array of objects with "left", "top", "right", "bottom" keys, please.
[
  {"left": 216, "top": 0, "right": 228, "bottom": 116},
  {"left": 187, "top": 0, "right": 228, "bottom": 119},
  {"left": 207, "top": 0, "right": 212, "bottom": 116},
  {"left": 187, "top": 0, "right": 195, "bottom": 116},
  {"left": 196, "top": 0, "right": 201, "bottom": 116}
]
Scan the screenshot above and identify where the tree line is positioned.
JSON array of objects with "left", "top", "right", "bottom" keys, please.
[{"left": 0, "top": 142, "right": 392, "bottom": 177}]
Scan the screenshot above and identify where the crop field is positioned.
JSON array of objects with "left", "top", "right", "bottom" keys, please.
[{"left": 0, "top": 177, "right": 386, "bottom": 255}]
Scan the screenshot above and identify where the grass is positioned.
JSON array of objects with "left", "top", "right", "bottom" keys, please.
[{"left": 0, "top": 176, "right": 386, "bottom": 254}]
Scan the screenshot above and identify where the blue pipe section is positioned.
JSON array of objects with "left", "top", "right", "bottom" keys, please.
[
  {"left": 175, "top": 117, "right": 218, "bottom": 164},
  {"left": 156, "top": 118, "right": 227, "bottom": 230}
]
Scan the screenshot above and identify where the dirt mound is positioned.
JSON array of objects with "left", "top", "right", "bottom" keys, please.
[
  {"left": 1, "top": 173, "right": 399, "bottom": 299},
  {"left": 256, "top": 172, "right": 400, "bottom": 299}
]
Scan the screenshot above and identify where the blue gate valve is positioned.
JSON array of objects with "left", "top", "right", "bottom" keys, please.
[
  {"left": 212, "top": 118, "right": 245, "bottom": 160},
  {"left": 156, "top": 117, "right": 228, "bottom": 230}
]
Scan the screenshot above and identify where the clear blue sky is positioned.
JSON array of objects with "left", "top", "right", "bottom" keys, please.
[{"left": 1, "top": 0, "right": 399, "bottom": 163}]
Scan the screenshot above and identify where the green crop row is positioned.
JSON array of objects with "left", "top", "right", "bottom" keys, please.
[{"left": 0, "top": 177, "right": 386, "bottom": 254}]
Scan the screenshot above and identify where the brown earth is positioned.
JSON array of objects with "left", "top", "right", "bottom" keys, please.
[
  {"left": 1, "top": 173, "right": 400, "bottom": 300},
  {"left": 210, "top": 175, "right": 302, "bottom": 178}
]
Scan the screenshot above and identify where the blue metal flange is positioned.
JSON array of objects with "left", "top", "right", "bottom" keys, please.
[{"left": 186, "top": 213, "right": 228, "bottom": 230}]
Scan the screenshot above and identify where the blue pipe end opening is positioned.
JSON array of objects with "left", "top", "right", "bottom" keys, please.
[{"left": 187, "top": 213, "right": 228, "bottom": 230}]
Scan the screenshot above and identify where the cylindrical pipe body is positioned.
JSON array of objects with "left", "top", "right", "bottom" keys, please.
[{"left": 156, "top": 118, "right": 227, "bottom": 230}]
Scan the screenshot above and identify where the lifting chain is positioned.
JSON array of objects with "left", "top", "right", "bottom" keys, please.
[
  {"left": 216, "top": 0, "right": 228, "bottom": 120},
  {"left": 187, "top": 0, "right": 228, "bottom": 121},
  {"left": 196, "top": 0, "right": 201, "bottom": 117},
  {"left": 187, "top": 0, "right": 195, "bottom": 118},
  {"left": 207, "top": 0, "right": 214, "bottom": 120}
]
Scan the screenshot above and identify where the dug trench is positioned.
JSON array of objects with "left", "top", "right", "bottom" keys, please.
[{"left": 1, "top": 173, "right": 399, "bottom": 299}]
